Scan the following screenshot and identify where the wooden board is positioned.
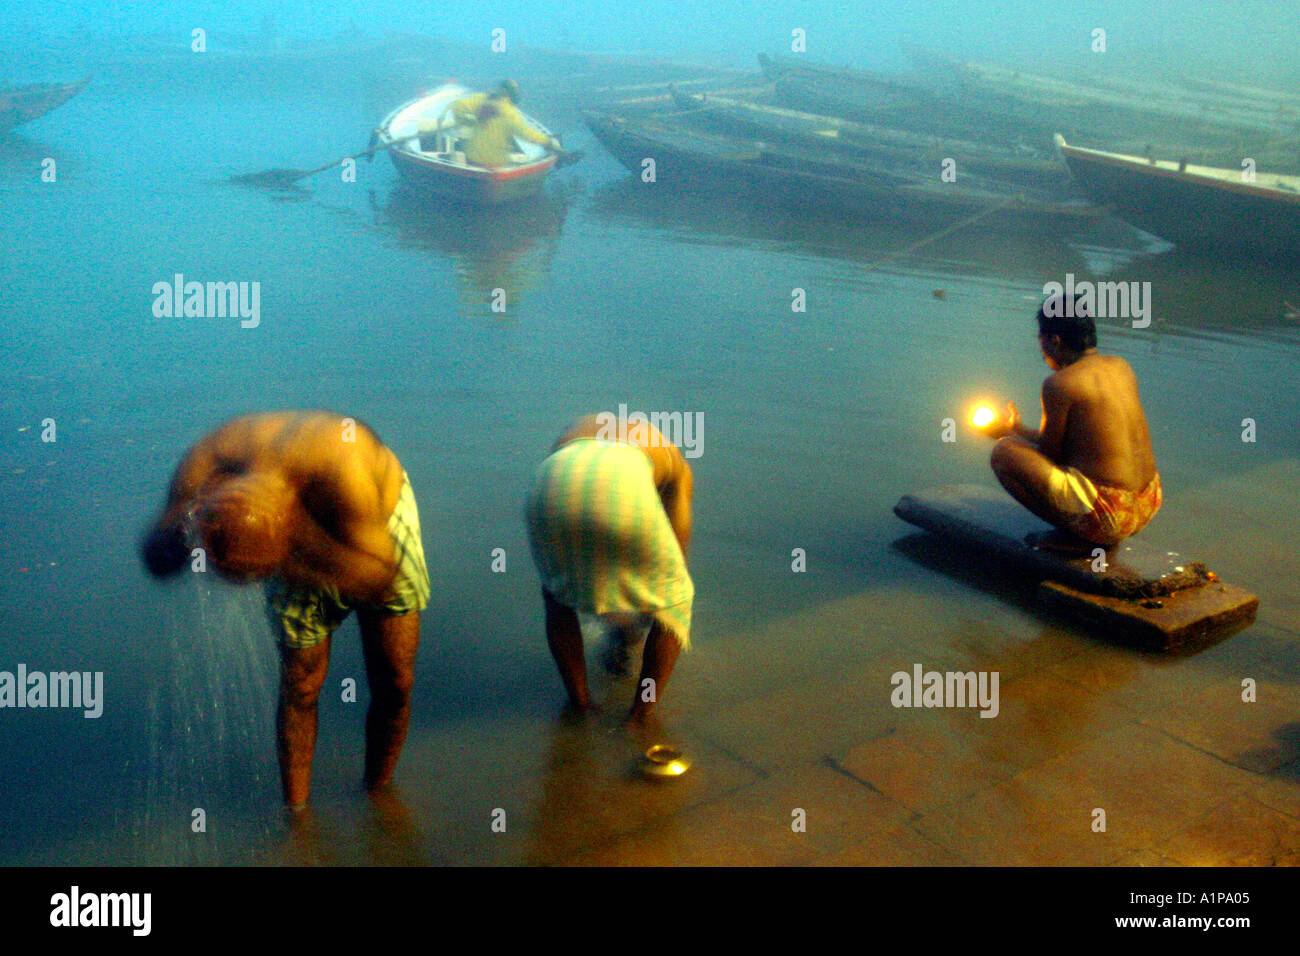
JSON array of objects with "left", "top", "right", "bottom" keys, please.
[
  {"left": 1038, "top": 579, "right": 1260, "bottom": 652},
  {"left": 894, "top": 484, "right": 1259, "bottom": 650}
]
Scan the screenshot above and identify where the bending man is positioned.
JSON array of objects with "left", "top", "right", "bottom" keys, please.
[
  {"left": 443, "top": 79, "right": 560, "bottom": 167},
  {"left": 140, "top": 411, "right": 430, "bottom": 810},
  {"left": 525, "top": 414, "right": 694, "bottom": 721}
]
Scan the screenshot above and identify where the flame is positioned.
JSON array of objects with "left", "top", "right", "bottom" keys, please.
[{"left": 972, "top": 406, "right": 995, "bottom": 428}]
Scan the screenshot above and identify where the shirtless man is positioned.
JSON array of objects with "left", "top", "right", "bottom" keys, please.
[
  {"left": 980, "top": 294, "right": 1161, "bottom": 548},
  {"left": 524, "top": 414, "right": 694, "bottom": 721},
  {"left": 140, "top": 411, "right": 430, "bottom": 809}
]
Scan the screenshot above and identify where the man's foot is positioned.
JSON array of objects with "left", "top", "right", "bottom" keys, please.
[
  {"left": 560, "top": 698, "right": 602, "bottom": 723},
  {"left": 1025, "top": 528, "right": 1104, "bottom": 557}
]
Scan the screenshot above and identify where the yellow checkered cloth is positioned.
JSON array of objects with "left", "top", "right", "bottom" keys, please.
[{"left": 267, "top": 471, "right": 430, "bottom": 649}]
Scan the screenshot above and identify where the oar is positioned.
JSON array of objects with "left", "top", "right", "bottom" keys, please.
[
  {"left": 231, "top": 135, "right": 415, "bottom": 189},
  {"left": 233, "top": 136, "right": 585, "bottom": 188},
  {"left": 552, "top": 148, "right": 585, "bottom": 170}
]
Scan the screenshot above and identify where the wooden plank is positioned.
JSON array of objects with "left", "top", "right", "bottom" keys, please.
[
  {"left": 1037, "top": 580, "right": 1259, "bottom": 652},
  {"left": 893, "top": 484, "right": 1259, "bottom": 647},
  {"left": 894, "top": 484, "right": 1209, "bottom": 597}
]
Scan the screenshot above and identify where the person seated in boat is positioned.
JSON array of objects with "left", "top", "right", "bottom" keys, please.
[
  {"left": 524, "top": 414, "right": 694, "bottom": 722},
  {"left": 139, "top": 411, "right": 431, "bottom": 811},
  {"left": 432, "top": 79, "right": 561, "bottom": 167},
  {"left": 975, "top": 293, "right": 1161, "bottom": 550}
]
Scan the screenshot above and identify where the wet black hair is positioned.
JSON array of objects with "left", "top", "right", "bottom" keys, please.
[{"left": 1037, "top": 292, "right": 1097, "bottom": 353}]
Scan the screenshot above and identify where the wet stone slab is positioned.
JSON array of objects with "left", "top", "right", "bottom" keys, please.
[{"left": 894, "top": 484, "right": 1259, "bottom": 649}]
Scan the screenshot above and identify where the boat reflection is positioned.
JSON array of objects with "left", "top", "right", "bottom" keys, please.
[
  {"left": 0, "top": 132, "right": 76, "bottom": 178},
  {"left": 1104, "top": 248, "right": 1300, "bottom": 341},
  {"left": 373, "top": 184, "right": 571, "bottom": 317},
  {"left": 586, "top": 175, "right": 1093, "bottom": 286}
]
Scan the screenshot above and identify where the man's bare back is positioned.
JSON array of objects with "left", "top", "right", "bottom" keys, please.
[
  {"left": 1043, "top": 353, "right": 1157, "bottom": 493},
  {"left": 145, "top": 411, "right": 405, "bottom": 602}
]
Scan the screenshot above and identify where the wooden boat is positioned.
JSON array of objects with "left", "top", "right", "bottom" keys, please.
[
  {"left": 907, "top": 47, "right": 1300, "bottom": 168},
  {"left": 373, "top": 83, "right": 558, "bottom": 204},
  {"left": 760, "top": 52, "right": 1057, "bottom": 147},
  {"left": 1055, "top": 134, "right": 1300, "bottom": 258},
  {"left": 668, "top": 87, "right": 1072, "bottom": 191},
  {"left": 758, "top": 52, "right": 940, "bottom": 126},
  {"left": 912, "top": 49, "right": 1300, "bottom": 140},
  {"left": 585, "top": 112, "right": 1101, "bottom": 229},
  {"left": 0, "top": 77, "right": 89, "bottom": 132}
]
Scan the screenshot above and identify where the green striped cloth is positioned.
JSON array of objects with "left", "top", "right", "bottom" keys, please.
[{"left": 525, "top": 439, "right": 693, "bottom": 648}]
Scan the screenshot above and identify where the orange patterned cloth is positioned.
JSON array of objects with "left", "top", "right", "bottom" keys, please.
[{"left": 1048, "top": 467, "right": 1162, "bottom": 546}]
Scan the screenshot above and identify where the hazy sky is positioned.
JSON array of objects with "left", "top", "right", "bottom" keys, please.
[{"left": 2, "top": 1, "right": 1294, "bottom": 72}]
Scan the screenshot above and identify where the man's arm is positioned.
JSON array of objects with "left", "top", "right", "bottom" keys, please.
[
  {"left": 1034, "top": 376, "right": 1072, "bottom": 463},
  {"left": 660, "top": 460, "right": 693, "bottom": 556},
  {"left": 140, "top": 440, "right": 218, "bottom": 577},
  {"left": 505, "top": 104, "right": 562, "bottom": 152},
  {"left": 287, "top": 459, "right": 400, "bottom": 604}
]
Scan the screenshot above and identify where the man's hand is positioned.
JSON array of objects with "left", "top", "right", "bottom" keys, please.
[
  {"left": 141, "top": 522, "right": 189, "bottom": 578},
  {"left": 975, "top": 401, "right": 1020, "bottom": 440}
]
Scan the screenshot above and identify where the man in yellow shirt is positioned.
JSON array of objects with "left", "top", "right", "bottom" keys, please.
[{"left": 445, "top": 79, "right": 561, "bottom": 167}]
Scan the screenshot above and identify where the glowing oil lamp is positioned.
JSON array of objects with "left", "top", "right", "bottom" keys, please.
[
  {"left": 971, "top": 405, "right": 996, "bottom": 428},
  {"left": 641, "top": 744, "right": 691, "bottom": 779}
]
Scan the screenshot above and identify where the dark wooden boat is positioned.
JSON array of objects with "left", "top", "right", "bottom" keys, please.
[
  {"left": 669, "top": 87, "right": 1072, "bottom": 191},
  {"left": 759, "top": 52, "right": 1056, "bottom": 147},
  {"left": 1056, "top": 134, "right": 1300, "bottom": 259},
  {"left": 907, "top": 47, "right": 1300, "bottom": 169},
  {"left": 758, "top": 52, "right": 940, "bottom": 127},
  {"left": 0, "top": 77, "right": 89, "bottom": 132},
  {"left": 585, "top": 112, "right": 1101, "bottom": 228},
  {"left": 374, "top": 83, "right": 558, "bottom": 205}
]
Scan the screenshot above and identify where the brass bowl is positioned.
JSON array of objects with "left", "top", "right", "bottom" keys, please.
[{"left": 642, "top": 744, "right": 691, "bottom": 779}]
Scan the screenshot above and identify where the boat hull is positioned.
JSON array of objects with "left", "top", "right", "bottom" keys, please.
[
  {"left": 1058, "top": 139, "right": 1300, "bottom": 259},
  {"left": 388, "top": 148, "right": 556, "bottom": 204},
  {"left": 376, "top": 84, "right": 558, "bottom": 206},
  {"left": 586, "top": 114, "right": 1100, "bottom": 230},
  {"left": 670, "top": 88, "right": 1072, "bottom": 192}
]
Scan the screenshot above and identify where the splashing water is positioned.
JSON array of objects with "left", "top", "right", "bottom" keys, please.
[{"left": 140, "top": 577, "right": 279, "bottom": 863}]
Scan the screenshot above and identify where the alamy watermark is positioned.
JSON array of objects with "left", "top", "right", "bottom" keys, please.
[
  {"left": 890, "top": 664, "right": 999, "bottom": 718},
  {"left": 50, "top": 886, "right": 150, "bottom": 936},
  {"left": 594, "top": 403, "right": 704, "bottom": 458},
  {"left": 152, "top": 273, "right": 260, "bottom": 328},
  {"left": 0, "top": 664, "right": 103, "bottom": 718},
  {"left": 1042, "top": 273, "right": 1151, "bottom": 329}
]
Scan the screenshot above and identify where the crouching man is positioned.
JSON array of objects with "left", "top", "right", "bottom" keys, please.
[{"left": 979, "top": 295, "right": 1161, "bottom": 549}]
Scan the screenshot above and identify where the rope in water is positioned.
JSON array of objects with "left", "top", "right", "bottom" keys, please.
[{"left": 857, "top": 190, "right": 1029, "bottom": 273}]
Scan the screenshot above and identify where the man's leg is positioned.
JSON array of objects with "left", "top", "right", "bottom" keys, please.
[
  {"left": 278, "top": 637, "right": 332, "bottom": 810},
  {"left": 543, "top": 589, "right": 591, "bottom": 711},
  {"left": 990, "top": 436, "right": 1073, "bottom": 529},
  {"left": 358, "top": 609, "right": 420, "bottom": 791},
  {"left": 629, "top": 620, "right": 681, "bottom": 721}
]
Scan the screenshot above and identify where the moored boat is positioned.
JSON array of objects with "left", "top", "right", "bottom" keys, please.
[
  {"left": 1055, "top": 134, "right": 1300, "bottom": 258},
  {"left": 373, "top": 83, "right": 559, "bottom": 204},
  {"left": 669, "top": 87, "right": 1072, "bottom": 191},
  {"left": 0, "top": 77, "right": 90, "bottom": 132},
  {"left": 760, "top": 52, "right": 1056, "bottom": 147},
  {"left": 586, "top": 112, "right": 1101, "bottom": 229}
]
